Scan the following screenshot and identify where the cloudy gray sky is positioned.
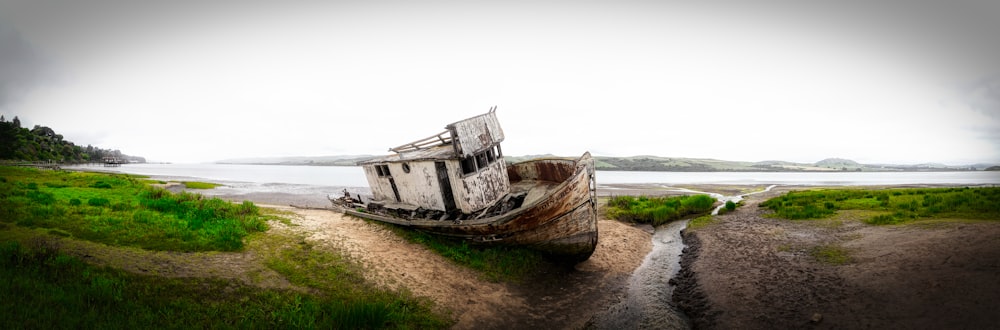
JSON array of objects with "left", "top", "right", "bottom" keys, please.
[{"left": 1, "top": 0, "right": 999, "bottom": 164}]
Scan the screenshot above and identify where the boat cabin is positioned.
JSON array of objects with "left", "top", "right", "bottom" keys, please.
[{"left": 359, "top": 108, "right": 510, "bottom": 215}]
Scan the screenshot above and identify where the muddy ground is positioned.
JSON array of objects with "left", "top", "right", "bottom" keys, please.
[{"left": 673, "top": 186, "right": 1000, "bottom": 329}]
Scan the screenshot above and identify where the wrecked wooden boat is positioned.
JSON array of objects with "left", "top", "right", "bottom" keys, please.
[{"left": 332, "top": 107, "right": 598, "bottom": 262}]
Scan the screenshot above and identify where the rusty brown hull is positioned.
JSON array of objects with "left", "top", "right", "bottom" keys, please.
[{"left": 344, "top": 152, "right": 599, "bottom": 262}]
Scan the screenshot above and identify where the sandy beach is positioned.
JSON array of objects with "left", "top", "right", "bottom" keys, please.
[{"left": 277, "top": 206, "right": 652, "bottom": 329}]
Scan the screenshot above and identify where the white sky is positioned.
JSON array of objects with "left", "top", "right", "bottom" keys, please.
[{"left": 2, "top": 0, "right": 999, "bottom": 164}]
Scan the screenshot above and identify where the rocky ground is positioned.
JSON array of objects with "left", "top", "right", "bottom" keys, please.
[{"left": 673, "top": 186, "right": 1000, "bottom": 329}]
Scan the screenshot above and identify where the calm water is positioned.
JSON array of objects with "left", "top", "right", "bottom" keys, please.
[
  {"left": 596, "top": 170, "right": 1000, "bottom": 186},
  {"left": 71, "top": 163, "right": 1000, "bottom": 187},
  {"left": 67, "top": 163, "right": 371, "bottom": 207},
  {"left": 71, "top": 163, "right": 370, "bottom": 187}
]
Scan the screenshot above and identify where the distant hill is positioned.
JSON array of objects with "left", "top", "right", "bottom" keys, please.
[
  {"left": 815, "top": 158, "right": 860, "bottom": 167},
  {"left": 591, "top": 156, "right": 992, "bottom": 172},
  {"left": 593, "top": 155, "right": 760, "bottom": 172},
  {"left": 0, "top": 115, "right": 144, "bottom": 163}
]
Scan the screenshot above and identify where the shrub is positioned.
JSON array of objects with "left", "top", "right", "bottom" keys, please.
[
  {"left": 605, "top": 194, "right": 716, "bottom": 226},
  {"left": 87, "top": 198, "right": 111, "bottom": 207},
  {"left": 725, "top": 200, "right": 737, "bottom": 212}
]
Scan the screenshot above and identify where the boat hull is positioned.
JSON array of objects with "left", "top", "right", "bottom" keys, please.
[{"left": 344, "top": 152, "right": 599, "bottom": 262}]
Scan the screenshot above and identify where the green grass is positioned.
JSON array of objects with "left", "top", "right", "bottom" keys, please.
[
  {"left": 0, "top": 239, "right": 449, "bottom": 329},
  {"left": 605, "top": 194, "right": 716, "bottom": 226},
  {"left": 182, "top": 181, "right": 220, "bottom": 189},
  {"left": 810, "top": 244, "right": 851, "bottom": 265},
  {"left": 0, "top": 166, "right": 270, "bottom": 252},
  {"left": 686, "top": 215, "right": 716, "bottom": 230},
  {"left": 760, "top": 187, "right": 1000, "bottom": 225}
]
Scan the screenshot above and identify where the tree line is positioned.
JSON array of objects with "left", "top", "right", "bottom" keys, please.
[{"left": 0, "top": 115, "right": 144, "bottom": 163}]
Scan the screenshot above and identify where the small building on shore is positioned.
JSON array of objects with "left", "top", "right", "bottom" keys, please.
[{"left": 358, "top": 108, "right": 509, "bottom": 214}]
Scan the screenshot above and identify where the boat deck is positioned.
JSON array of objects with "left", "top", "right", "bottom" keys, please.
[{"left": 511, "top": 179, "right": 560, "bottom": 206}]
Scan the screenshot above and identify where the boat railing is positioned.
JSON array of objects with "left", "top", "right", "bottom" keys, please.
[{"left": 389, "top": 130, "right": 453, "bottom": 153}]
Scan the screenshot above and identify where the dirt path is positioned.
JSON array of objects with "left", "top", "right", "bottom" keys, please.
[
  {"left": 279, "top": 206, "right": 652, "bottom": 329},
  {"left": 674, "top": 187, "right": 1000, "bottom": 329}
]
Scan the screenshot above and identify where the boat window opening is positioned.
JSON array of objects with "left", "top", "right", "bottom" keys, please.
[
  {"left": 376, "top": 164, "right": 391, "bottom": 177},
  {"left": 401, "top": 163, "right": 411, "bottom": 173},
  {"left": 486, "top": 149, "right": 496, "bottom": 163},
  {"left": 496, "top": 144, "right": 502, "bottom": 158},
  {"left": 476, "top": 153, "right": 488, "bottom": 169},
  {"left": 461, "top": 156, "right": 477, "bottom": 174}
]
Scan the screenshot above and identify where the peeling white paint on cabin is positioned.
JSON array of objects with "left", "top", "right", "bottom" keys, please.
[
  {"left": 451, "top": 159, "right": 509, "bottom": 213},
  {"left": 359, "top": 109, "right": 510, "bottom": 214},
  {"left": 449, "top": 111, "right": 504, "bottom": 158},
  {"left": 363, "top": 161, "right": 447, "bottom": 211}
]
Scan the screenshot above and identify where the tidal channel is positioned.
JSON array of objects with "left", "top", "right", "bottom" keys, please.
[{"left": 589, "top": 185, "right": 777, "bottom": 329}]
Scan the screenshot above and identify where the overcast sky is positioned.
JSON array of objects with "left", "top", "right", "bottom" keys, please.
[{"left": 2, "top": 0, "right": 999, "bottom": 165}]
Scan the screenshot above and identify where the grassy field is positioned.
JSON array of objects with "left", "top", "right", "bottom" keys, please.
[
  {"left": 604, "top": 194, "right": 716, "bottom": 226},
  {"left": 0, "top": 166, "right": 450, "bottom": 328},
  {"left": 760, "top": 187, "right": 1000, "bottom": 224},
  {"left": 0, "top": 166, "right": 268, "bottom": 251}
]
